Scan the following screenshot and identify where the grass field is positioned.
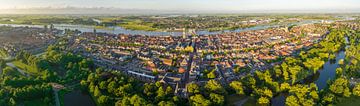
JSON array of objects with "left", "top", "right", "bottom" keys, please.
[
  {"left": 1, "top": 66, "right": 22, "bottom": 77},
  {"left": 336, "top": 96, "right": 360, "bottom": 106},
  {"left": 23, "top": 99, "right": 51, "bottom": 106},
  {"left": 12, "top": 61, "right": 40, "bottom": 75},
  {"left": 119, "top": 20, "right": 158, "bottom": 31},
  {"left": 226, "top": 94, "right": 257, "bottom": 106}
]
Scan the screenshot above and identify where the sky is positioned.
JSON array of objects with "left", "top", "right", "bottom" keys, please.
[{"left": 0, "top": 0, "right": 359, "bottom": 11}]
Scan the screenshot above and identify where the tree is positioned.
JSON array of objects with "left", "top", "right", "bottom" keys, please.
[
  {"left": 303, "top": 57, "right": 325, "bottom": 73},
  {"left": 288, "top": 65, "right": 302, "bottom": 84},
  {"left": 187, "top": 83, "right": 200, "bottom": 94},
  {"left": 207, "top": 70, "right": 216, "bottom": 79},
  {"left": 117, "top": 96, "right": 131, "bottom": 106},
  {"left": 263, "top": 88, "right": 273, "bottom": 98},
  {"left": 94, "top": 86, "right": 101, "bottom": 97},
  {"left": 321, "top": 93, "right": 335, "bottom": 105},
  {"left": 107, "top": 81, "right": 117, "bottom": 93},
  {"left": 165, "top": 86, "right": 173, "bottom": 95},
  {"left": 98, "top": 95, "right": 109, "bottom": 105},
  {"left": 89, "top": 82, "right": 95, "bottom": 93},
  {"left": 9, "top": 98, "right": 16, "bottom": 106},
  {"left": 309, "top": 91, "right": 319, "bottom": 100},
  {"left": 130, "top": 94, "right": 147, "bottom": 106},
  {"left": 230, "top": 81, "right": 244, "bottom": 95},
  {"left": 336, "top": 68, "right": 343, "bottom": 76},
  {"left": 280, "top": 83, "right": 290, "bottom": 92},
  {"left": 285, "top": 95, "right": 299, "bottom": 106},
  {"left": 99, "top": 81, "right": 107, "bottom": 90},
  {"left": 0, "top": 59, "right": 5, "bottom": 69},
  {"left": 156, "top": 87, "right": 166, "bottom": 102},
  {"left": 158, "top": 101, "right": 175, "bottom": 106},
  {"left": 329, "top": 77, "right": 350, "bottom": 96},
  {"left": 143, "top": 83, "right": 157, "bottom": 97},
  {"left": 210, "top": 93, "right": 224, "bottom": 106},
  {"left": 344, "top": 87, "right": 352, "bottom": 97},
  {"left": 190, "top": 94, "right": 211, "bottom": 106},
  {"left": 205, "top": 80, "right": 226, "bottom": 95},
  {"left": 257, "top": 97, "right": 269, "bottom": 106},
  {"left": 353, "top": 84, "right": 360, "bottom": 96}
]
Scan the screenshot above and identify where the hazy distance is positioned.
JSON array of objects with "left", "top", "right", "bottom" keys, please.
[{"left": 0, "top": 0, "right": 359, "bottom": 14}]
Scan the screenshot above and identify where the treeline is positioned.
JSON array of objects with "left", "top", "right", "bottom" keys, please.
[
  {"left": 228, "top": 28, "right": 360, "bottom": 105},
  {"left": 187, "top": 80, "right": 227, "bottom": 106},
  {"left": 43, "top": 45, "right": 94, "bottom": 84},
  {"left": 80, "top": 69, "right": 184, "bottom": 106}
]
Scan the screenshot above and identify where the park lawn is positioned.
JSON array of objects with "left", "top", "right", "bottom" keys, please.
[
  {"left": 336, "top": 96, "right": 360, "bottom": 106},
  {"left": 23, "top": 99, "right": 50, "bottom": 106},
  {"left": 226, "top": 94, "right": 257, "bottom": 106},
  {"left": 120, "top": 24, "right": 158, "bottom": 31},
  {"left": 242, "top": 97, "right": 258, "bottom": 106},
  {"left": 226, "top": 94, "right": 247, "bottom": 104},
  {"left": 118, "top": 20, "right": 158, "bottom": 31},
  {"left": 12, "top": 60, "right": 40, "bottom": 75},
  {"left": 4, "top": 67, "right": 23, "bottom": 77}
]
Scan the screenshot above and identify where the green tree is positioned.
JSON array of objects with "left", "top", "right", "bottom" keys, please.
[
  {"left": 230, "top": 81, "right": 244, "bottom": 95},
  {"left": 99, "top": 81, "right": 107, "bottom": 90},
  {"left": 353, "top": 84, "right": 360, "bottom": 96},
  {"left": 156, "top": 87, "right": 166, "bottom": 102},
  {"left": 336, "top": 68, "right": 343, "bottom": 76},
  {"left": 187, "top": 83, "right": 200, "bottom": 94},
  {"left": 205, "top": 80, "right": 226, "bottom": 95},
  {"left": 190, "top": 94, "right": 211, "bottom": 106},
  {"left": 94, "top": 86, "right": 101, "bottom": 97},
  {"left": 288, "top": 65, "right": 302, "bottom": 84},
  {"left": 130, "top": 94, "right": 147, "bottom": 106},
  {"left": 158, "top": 101, "right": 175, "bottom": 106},
  {"left": 258, "top": 97, "right": 270, "bottom": 106},
  {"left": 207, "top": 70, "right": 216, "bottom": 79},
  {"left": 210, "top": 93, "right": 224, "bottom": 106},
  {"left": 309, "top": 91, "right": 319, "bottom": 100},
  {"left": 329, "top": 77, "right": 350, "bottom": 96},
  {"left": 321, "top": 93, "right": 335, "bottom": 105},
  {"left": 303, "top": 57, "right": 325, "bottom": 73},
  {"left": 98, "top": 95, "right": 109, "bottom": 105},
  {"left": 9, "top": 98, "right": 16, "bottom": 106},
  {"left": 280, "top": 83, "right": 290, "bottom": 92},
  {"left": 285, "top": 95, "right": 299, "bottom": 106},
  {"left": 107, "top": 81, "right": 117, "bottom": 93}
]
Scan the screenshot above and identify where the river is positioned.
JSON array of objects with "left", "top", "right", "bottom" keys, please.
[{"left": 0, "top": 20, "right": 324, "bottom": 36}]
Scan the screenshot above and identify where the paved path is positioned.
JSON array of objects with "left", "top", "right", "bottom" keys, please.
[
  {"left": 233, "top": 97, "right": 249, "bottom": 106},
  {"left": 50, "top": 83, "right": 65, "bottom": 106},
  {"left": 53, "top": 89, "right": 61, "bottom": 106},
  {"left": 6, "top": 62, "right": 29, "bottom": 77}
]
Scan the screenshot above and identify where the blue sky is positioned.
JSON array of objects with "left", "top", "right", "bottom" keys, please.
[{"left": 0, "top": 0, "right": 359, "bottom": 11}]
